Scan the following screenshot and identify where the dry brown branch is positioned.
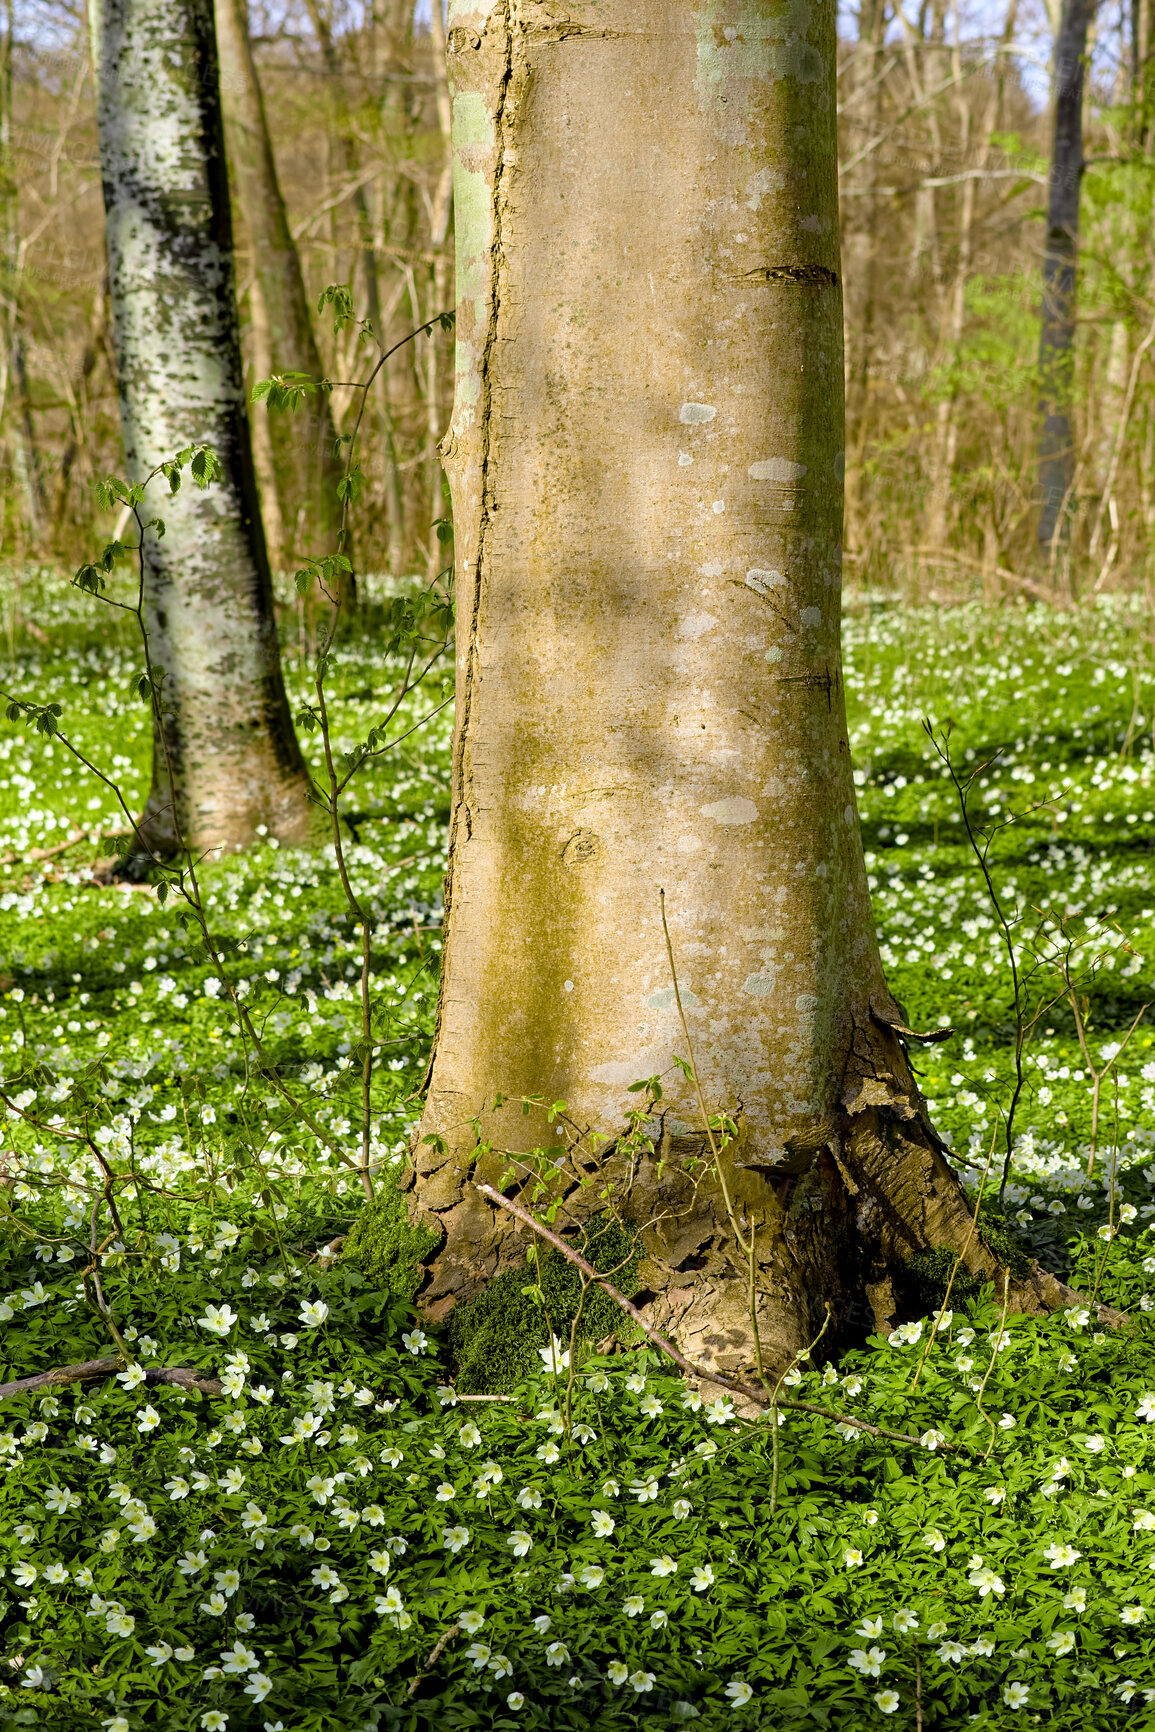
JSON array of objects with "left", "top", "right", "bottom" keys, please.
[
  {"left": 407, "top": 1623, "right": 459, "bottom": 1698},
  {"left": 0, "top": 827, "right": 130, "bottom": 870},
  {"left": 901, "top": 547, "right": 1058, "bottom": 603},
  {"left": 0, "top": 1358, "right": 223, "bottom": 1402}
]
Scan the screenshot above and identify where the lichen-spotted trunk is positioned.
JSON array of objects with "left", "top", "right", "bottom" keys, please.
[
  {"left": 91, "top": 0, "right": 311, "bottom": 860},
  {"left": 412, "top": 0, "right": 1067, "bottom": 1382}
]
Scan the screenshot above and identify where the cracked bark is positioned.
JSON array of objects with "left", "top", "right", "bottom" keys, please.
[
  {"left": 409, "top": 0, "right": 1073, "bottom": 1380},
  {"left": 91, "top": 0, "right": 312, "bottom": 861}
]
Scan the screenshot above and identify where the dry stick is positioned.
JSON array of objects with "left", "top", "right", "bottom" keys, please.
[
  {"left": 901, "top": 546, "right": 1056, "bottom": 605},
  {"left": 1069, "top": 994, "right": 1149, "bottom": 1177},
  {"left": 1089, "top": 1104, "right": 1124, "bottom": 1314},
  {"left": 474, "top": 1183, "right": 965, "bottom": 1454},
  {"left": 84, "top": 1185, "right": 130, "bottom": 1360},
  {"left": 659, "top": 889, "right": 768, "bottom": 1387},
  {"left": 0, "top": 825, "right": 130, "bottom": 870},
  {"left": 911, "top": 1113, "right": 999, "bottom": 1392},
  {"left": 0, "top": 1360, "right": 222, "bottom": 1402},
  {"left": 916, "top": 1652, "right": 923, "bottom": 1732},
  {"left": 407, "top": 1623, "right": 459, "bottom": 1699}
]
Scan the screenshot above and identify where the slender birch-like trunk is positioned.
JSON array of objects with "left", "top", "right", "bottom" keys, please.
[
  {"left": 1037, "top": 0, "right": 1094, "bottom": 553},
  {"left": 215, "top": 0, "right": 346, "bottom": 571},
  {"left": 91, "top": 0, "right": 313, "bottom": 859},
  {"left": 412, "top": 0, "right": 1067, "bottom": 1380}
]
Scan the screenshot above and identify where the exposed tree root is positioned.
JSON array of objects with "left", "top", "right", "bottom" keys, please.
[{"left": 411, "top": 1091, "right": 1124, "bottom": 1385}]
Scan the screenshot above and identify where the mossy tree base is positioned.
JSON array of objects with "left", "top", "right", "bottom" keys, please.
[
  {"left": 407, "top": 1094, "right": 1097, "bottom": 1389},
  {"left": 447, "top": 1216, "right": 641, "bottom": 1395},
  {"left": 343, "top": 1193, "right": 440, "bottom": 1305}
]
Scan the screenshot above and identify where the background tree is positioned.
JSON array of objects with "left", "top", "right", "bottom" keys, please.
[
  {"left": 91, "top": 0, "right": 312, "bottom": 858},
  {"left": 215, "top": 0, "right": 346, "bottom": 575},
  {"left": 1037, "top": 0, "right": 1096, "bottom": 561},
  {"left": 6, "top": 2, "right": 1155, "bottom": 605},
  {"left": 410, "top": 0, "right": 1069, "bottom": 1381}
]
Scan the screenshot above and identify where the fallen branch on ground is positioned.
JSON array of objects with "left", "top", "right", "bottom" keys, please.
[
  {"left": 902, "top": 546, "right": 1058, "bottom": 605},
  {"left": 407, "top": 1623, "right": 459, "bottom": 1698},
  {"left": 473, "top": 1183, "right": 966, "bottom": 1453},
  {"left": 0, "top": 1358, "right": 223, "bottom": 1402},
  {"left": 0, "top": 827, "right": 131, "bottom": 870}
]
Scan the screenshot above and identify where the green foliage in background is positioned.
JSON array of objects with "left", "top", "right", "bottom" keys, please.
[{"left": 927, "top": 273, "right": 1039, "bottom": 416}]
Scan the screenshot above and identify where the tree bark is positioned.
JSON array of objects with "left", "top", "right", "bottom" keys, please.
[
  {"left": 91, "top": 0, "right": 313, "bottom": 860},
  {"left": 55, "top": 283, "right": 111, "bottom": 536},
  {"left": 411, "top": 0, "right": 1061, "bottom": 1384},
  {"left": 0, "top": 2, "right": 46, "bottom": 548},
  {"left": 242, "top": 262, "right": 288, "bottom": 572},
  {"left": 214, "top": 0, "right": 346, "bottom": 570},
  {"left": 1037, "top": 0, "right": 1094, "bottom": 554}
]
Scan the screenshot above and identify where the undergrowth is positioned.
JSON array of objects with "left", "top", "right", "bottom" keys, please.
[{"left": 1, "top": 582, "right": 1155, "bottom": 1727}]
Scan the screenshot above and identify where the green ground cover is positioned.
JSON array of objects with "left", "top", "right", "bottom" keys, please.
[{"left": 2, "top": 580, "right": 1155, "bottom": 1730}]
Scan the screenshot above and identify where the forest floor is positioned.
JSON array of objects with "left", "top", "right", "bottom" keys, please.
[{"left": 1, "top": 579, "right": 1155, "bottom": 1729}]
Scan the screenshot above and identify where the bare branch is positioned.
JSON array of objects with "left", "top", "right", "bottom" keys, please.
[{"left": 0, "top": 1359, "right": 223, "bottom": 1402}]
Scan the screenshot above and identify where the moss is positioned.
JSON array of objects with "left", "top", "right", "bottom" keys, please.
[
  {"left": 905, "top": 1246, "right": 985, "bottom": 1313},
  {"left": 448, "top": 1215, "right": 641, "bottom": 1395},
  {"left": 343, "top": 1193, "right": 440, "bottom": 1304},
  {"left": 976, "top": 1209, "right": 1034, "bottom": 1281},
  {"left": 906, "top": 1208, "right": 1033, "bottom": 1312}
]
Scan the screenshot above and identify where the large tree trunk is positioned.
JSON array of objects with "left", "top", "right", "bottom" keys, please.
[
  {"left": 91, "top": 0, "right": 313, "bottom": 860},
  {"left": 412, "top": 0, "right": 1065, "bottom": 1385},
  {"left": 215, "top": 0, "right": 347, "bottom": 572},
  {"left": 1037, "top": 0, "right": 1094, "bottom": 555}
]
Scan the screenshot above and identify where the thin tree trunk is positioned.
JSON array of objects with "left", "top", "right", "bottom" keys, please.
[
  {"left": 245, "top": 265, "right": 288, "bottom": 570},
  {"left": 55, "top": 283, "right": 109, "bottom": 531},
  {"left": 424, "top": 0, "right": 453, "bottom": 579},
  {"left": 303, "top": 0, "right": 389, "bottom": 591},
  {"left": 0, "top": 0, "right": 15, "bottom": 443},
  {"left": 10, "top": 328, "right": 45, "bottom": 541},
  {"left": 412, "top": 0, "right": 1063, "bottom": 1379},
  {"left": 840, "top": 0, "right": 890, "bottom": 566},
  {"left": 374, "top": 0, "right": 418, "bottom": 575},
  {"left": 90, "top": 0, "right": 313, "bottom": 860},
  {"left": 0, "top": 0, "right": 45, "bottom": 546},
  {"left": 1135, "top": 0, "right": 1152, "bottom": 147},
  {"left": 926, "top": 0, "right": 1020, "bottom": 551},
  {"left": 1037, "top": 0, "right": 1095, "bottom": 554},
  {"left": 215, "top": 0, "right": 346, "bottom": 572},
  {"left": 925, "top": 161, "right": 973, "bottom": 548}
]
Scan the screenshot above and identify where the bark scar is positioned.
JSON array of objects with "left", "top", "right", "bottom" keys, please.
[
  {"left": 776, "top": 665, "right": 840, "bottom": 710},
  {"left": 741, "top": 264, "right": 839, "bottom": 286},
  {"left": 870, "top": 995, "right": 955, "bottom": 1045}
]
